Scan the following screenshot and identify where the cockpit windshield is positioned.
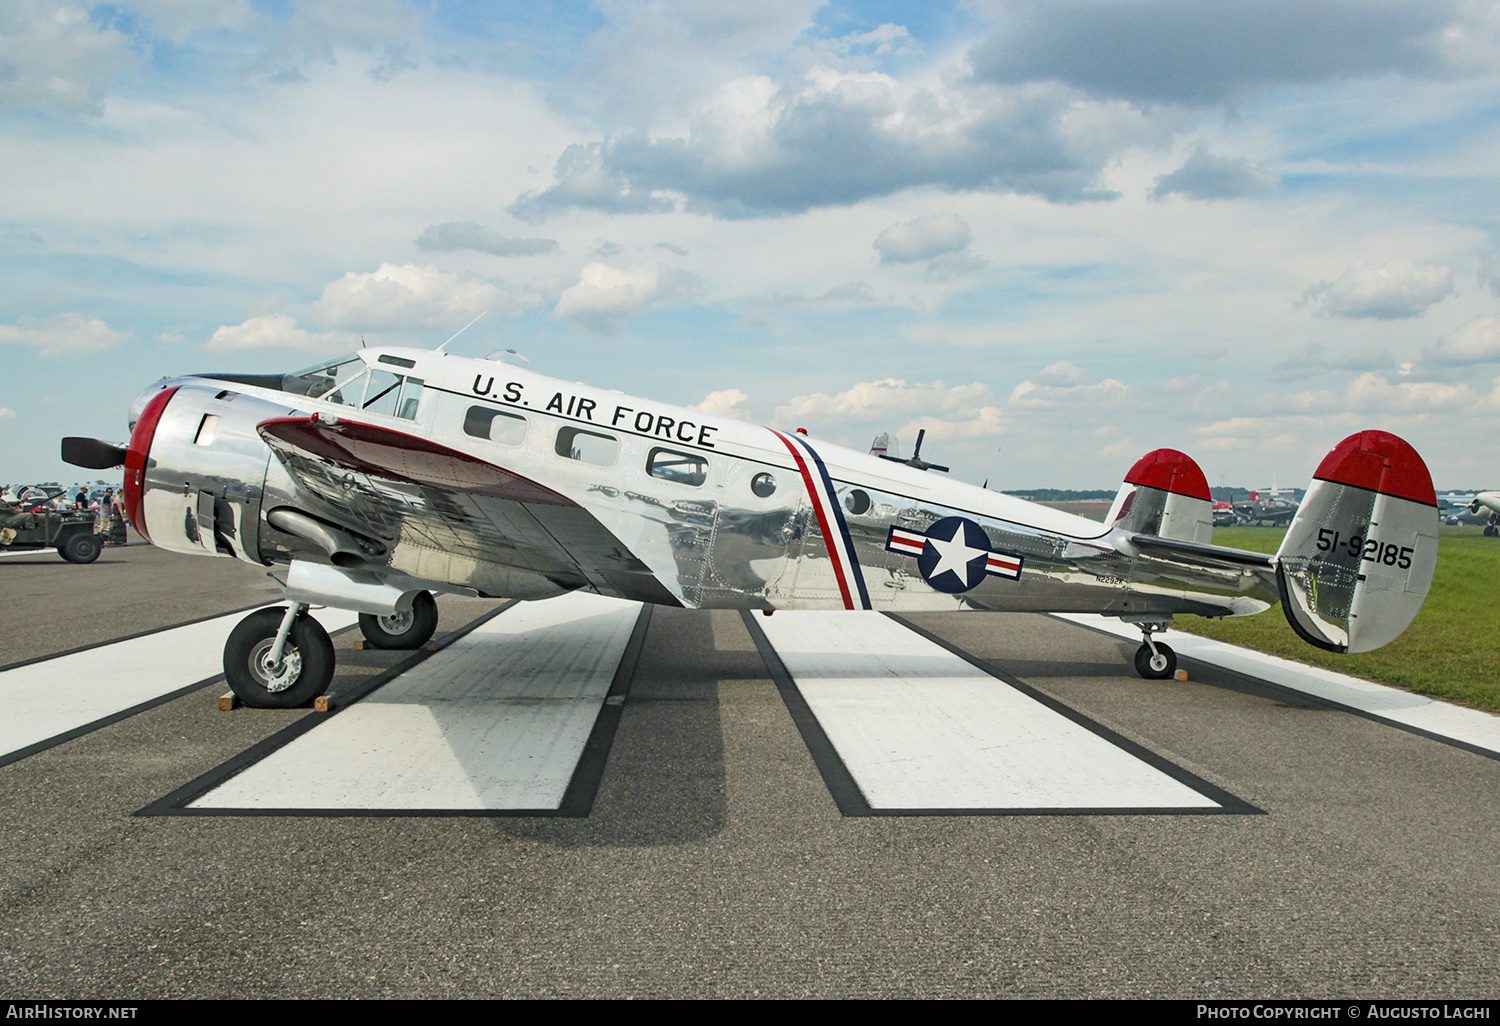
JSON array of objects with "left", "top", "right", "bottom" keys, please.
[
  {"left": 281, "top": 354, "right": 425, "bottom": 421},
  {"left": 282, "top": 354, "right": 366, "bottom": 400}
]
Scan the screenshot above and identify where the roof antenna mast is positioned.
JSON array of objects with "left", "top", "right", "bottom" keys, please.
[{"left": 435, "top": 308, "right": 492, "bottom": 354}]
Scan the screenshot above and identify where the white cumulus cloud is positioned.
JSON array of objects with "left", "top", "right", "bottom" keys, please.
[
  {"left": 1345, "top": 372, "right": 1472, "bottom": 412},
  {"left": 553, "top": 261, "right": 701, "bottom": 334},
  {"left": 874, "top": 215, "right": 973, "bottom": 264},
  {"left": 203, "top": 314, "right": 350, "bottom": 353},
  {"left": 511, "top": 65, "right": 1160, "bottom": 219},
  {"left": 1301, "top": 258, "right": 1454, "bottom": 320},
  {"left": 0, "top": 2, "right": 137, "bottom": 115},
  {"left": 0, "top": 313, "right": 124, "bottom": 357},
  {"left": 1151, "top": 147, "right": 1278, "bottom": 200},
  {"left": 1008, "top": 368, "right": 1128, "bottom": 409},
  {"left": 692, "top": 388, "right": 754, "bottom": 420},
  {"left": 1417, "top": 315, "right": 1500, "bottom": 368},
  {"left": 774, "top": 378, "right": 1006, "bottom": 447},
  {"left": 311, "top": 263, "right": 504, "bottom": 331}
]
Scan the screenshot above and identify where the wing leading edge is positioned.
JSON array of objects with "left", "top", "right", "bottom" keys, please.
[{"left": 257, "top": 416, "right": 681, "bottom": 605}]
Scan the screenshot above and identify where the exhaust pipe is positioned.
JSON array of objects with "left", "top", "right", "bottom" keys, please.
[{"left": 266, "top": 508, "right": 384, "bottom": 568}]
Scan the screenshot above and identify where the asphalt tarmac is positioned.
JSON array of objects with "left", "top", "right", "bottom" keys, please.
[{"left": 1, "top": 543, "right": 1496, "bottom": 999}]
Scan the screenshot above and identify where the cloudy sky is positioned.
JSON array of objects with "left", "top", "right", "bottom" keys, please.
[{"left": 4, "top": 0, "right": 1500, "bottom": 492}]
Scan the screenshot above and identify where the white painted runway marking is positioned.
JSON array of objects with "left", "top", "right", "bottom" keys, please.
[
  {"left": 755, "top": 611, "right": 1221, "bottom": 810},
  {"left": 191, "top": 592, "right": 642, "bottom": 810},
  {"left": 1057, "top": 614, "right": 1500, "bottom": 757},
  {"left": 0, "top": 606, "right": 359, "bottom": 759}
]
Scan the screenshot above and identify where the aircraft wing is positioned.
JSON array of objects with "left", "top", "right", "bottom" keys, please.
[{"left": 256, "top": 416, "right": 680, "bottom": 604}]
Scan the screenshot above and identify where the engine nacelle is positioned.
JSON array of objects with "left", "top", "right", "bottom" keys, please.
[{"left": 125, "top": 380, "right": 294, "bottom": 564}]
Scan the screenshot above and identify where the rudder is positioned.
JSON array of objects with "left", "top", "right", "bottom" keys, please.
[{"left": 1276, "top": 431, "right": 1439, "bottom": 653}]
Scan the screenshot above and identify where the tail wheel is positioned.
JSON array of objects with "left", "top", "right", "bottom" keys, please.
[
  {"left": 1134, "top": 641, "right": 1177, "bottom": 680},
  {"left": 224, "top": 608, "right": 335, "bottom": 708},
  {"left": 358, "top": 590, "right": 438, "bottom": 650}
]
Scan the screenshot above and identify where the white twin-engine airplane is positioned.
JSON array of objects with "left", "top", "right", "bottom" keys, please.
[
  {"left": 63, "top": 346, "right": 1440, "bottom": 708},
  {"left": 1468, "top": 492, "right": 1500, "bottom": 535}
]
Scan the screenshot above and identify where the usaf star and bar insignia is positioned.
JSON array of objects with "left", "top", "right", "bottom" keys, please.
[{"left": 885, "top": 516, "right": 1023, "bottom": 594}]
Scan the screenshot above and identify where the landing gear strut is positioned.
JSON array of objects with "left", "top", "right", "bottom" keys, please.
[
  {"left": 1133, "top": 622, "right": 1177, "bottom": 680},
  {"left": 224, "top": 603, "right": 335, "bottom": 708}
]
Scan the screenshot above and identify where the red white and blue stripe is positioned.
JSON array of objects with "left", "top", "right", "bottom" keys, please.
[{"left": 771, "top": 430, "right": 872, "bottom": 610}]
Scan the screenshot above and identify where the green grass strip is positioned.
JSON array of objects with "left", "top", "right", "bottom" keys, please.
[{"left": 1173, "top": 526, "right": 1500, "bottom": 713}]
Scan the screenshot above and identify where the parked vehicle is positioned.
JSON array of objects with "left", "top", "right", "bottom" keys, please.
[{"left": 1, "top": 509, "right": 104, "bottom": 563}]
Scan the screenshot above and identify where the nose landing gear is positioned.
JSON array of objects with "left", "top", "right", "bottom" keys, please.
[{"left": 224, "top": 604, "right": 335, "bottom": 708}]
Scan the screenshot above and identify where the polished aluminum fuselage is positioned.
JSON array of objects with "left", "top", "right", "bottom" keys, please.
[{"left": 130, "top": 347, "right": 1277, "bottom": 621}]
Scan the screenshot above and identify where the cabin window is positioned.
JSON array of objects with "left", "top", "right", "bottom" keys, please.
[
  {"left": 465, "top": 405, "right": 527, "bottom": 445},
  {"left": 750, "top": 472, "right": 776, "bottom": 498},
  {"left": 556, "top": 426, "right": 618, "bottom": 466},
  {"left": 647, "top": 447, "right": 707, "bottom": 487},
  {"left": 844, "top": 488, "right": 871, "bottom": 515}
]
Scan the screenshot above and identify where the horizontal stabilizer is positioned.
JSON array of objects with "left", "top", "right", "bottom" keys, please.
[
  {"left": 1276, "top": 431, "right": 1438, "bottom": 654},
  {"left": 1128, "top": 533, "right": 1273, "bottom": 570}
]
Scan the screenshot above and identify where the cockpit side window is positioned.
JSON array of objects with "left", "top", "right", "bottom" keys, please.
[
  {"left": 397, "top": 378, "right": 423, "bottom": 420},
  {"left": 360, "top": 370, "right": 403, "bottom": 416}
]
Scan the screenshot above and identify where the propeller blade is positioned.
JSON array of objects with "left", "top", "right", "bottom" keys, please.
[{"left": 61, "top": 437, "right": 127, "bottom": 470}]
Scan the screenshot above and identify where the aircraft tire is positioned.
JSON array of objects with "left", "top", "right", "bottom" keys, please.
[
  {"left": 224, "top": 608, "right": 335, "bottom": 709},
  {"left": 58, "top": 534, "right": 102, "bottom": 564},
  {"left": 1486, "top": 525, "right": 1497, "bottom": 537},
  {"left": 357, "top": 591, "right": 438, "bottom": 650},
  {"left": 1134, "top": 641, "right": 1176, "bottom": 680}
]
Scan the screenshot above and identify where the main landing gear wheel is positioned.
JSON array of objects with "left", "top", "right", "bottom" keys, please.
[
  {"left": 59, "top": 533, "right": 102, "bottom": 564},
  {"left": 1486, "top": 525, "right": 1497, "bottom": 537},
  {"left": 224, "top": 607, "right": 335, "bottom": 708},
  {"left": 357, "top": 591, "right": 438, "bottom": 650},
  {"left": 1134, "top": 641, "right": 1177, "bottom": 680}
]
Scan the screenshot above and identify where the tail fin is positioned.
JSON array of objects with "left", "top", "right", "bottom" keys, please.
[
  {"left": 1276, "top": 431, "right": 1438, "bottom": 653},
  {"left": 1106, "top": 448, "right": 1213, "bottom": 544}
]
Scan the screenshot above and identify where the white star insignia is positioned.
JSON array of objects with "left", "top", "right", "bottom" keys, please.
[{"left": 925, "top": 520, "right": 985, "bottom": 585}]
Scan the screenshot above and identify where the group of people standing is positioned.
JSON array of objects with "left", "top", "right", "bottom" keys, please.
[{"left": 83, "top": 487, "right": 129, "bottom": 546}]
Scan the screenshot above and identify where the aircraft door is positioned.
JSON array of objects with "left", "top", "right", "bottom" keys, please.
[{"left": 705, "top": 458, "right": 803, "bottom": 606}]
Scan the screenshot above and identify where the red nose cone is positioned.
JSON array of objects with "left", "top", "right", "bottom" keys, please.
[{"left": 121, "top": 386, "right": 179, "bottom": 543}]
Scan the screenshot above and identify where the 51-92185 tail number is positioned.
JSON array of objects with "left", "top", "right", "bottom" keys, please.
[{"left": 1316, "top": 528, "right": 1413, "bottom": 569}]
